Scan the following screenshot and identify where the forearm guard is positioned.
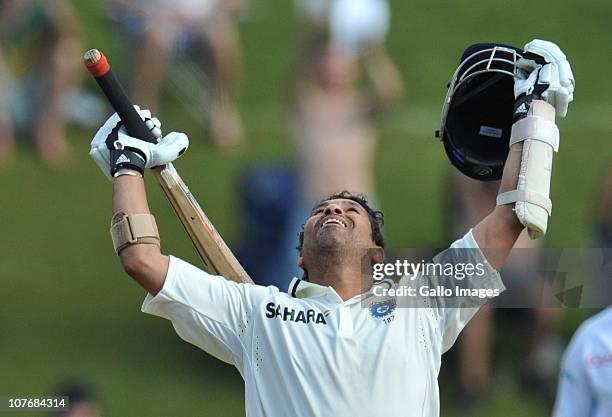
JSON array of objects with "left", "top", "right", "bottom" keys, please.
[{"left": 496, "top": 100, "right": 559, "bottom": 239}]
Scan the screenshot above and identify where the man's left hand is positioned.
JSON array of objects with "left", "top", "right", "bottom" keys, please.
[{"left": 514, "top": 39, "right": 575, "bottom": 118}]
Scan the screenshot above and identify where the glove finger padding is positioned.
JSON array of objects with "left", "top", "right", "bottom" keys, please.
[
  {"left": 523, "top": 39, "right": 566, "bottom": 63},
  {"left": 516, "top": 39, "right": 575, "bottom": 118},
  {"left": 114, "top": 131, "right": 189, "bottom": 168},
  {"left": 539, "top": 63, "right": 557, "bottom": 106},
  {"left": 145, "top": 117, "right": 162, "bottom": 139},
  {"left": 138, "top": 109, "right": 163, "bottom": 139},
  {"left": 151, "top": 132, "right": 189, "bottom": 167},
  {"left": 139, "top": 108, "right": 151, "bottom": 119},
  {"left": 558, "top": 60, "right": 574, "bottom": 87},
  {"left": 541, "top": 62, "right": 575, "bottom": 117}
]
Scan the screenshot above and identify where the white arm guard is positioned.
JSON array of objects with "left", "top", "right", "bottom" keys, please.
[{"left": 496, "top": 101, "right": 558, "bottom": 239}]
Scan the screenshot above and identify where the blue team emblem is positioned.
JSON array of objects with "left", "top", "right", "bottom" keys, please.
[{"left": 369, "top": 299, "right": 396, "bottom": 319}]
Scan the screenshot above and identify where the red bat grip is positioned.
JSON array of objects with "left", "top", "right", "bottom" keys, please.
[{"left": 84, "top": 50, "right": 157, "bottom": 144}]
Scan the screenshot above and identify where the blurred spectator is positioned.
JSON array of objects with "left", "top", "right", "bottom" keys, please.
[
  {"left": 447, "top": 171, "right": 563, "bottom": 407},
  {"left": 276, "top": 0, "right": 402, "bottom": 285},
  {"left": 0, "top": 0, "right": 83, "bottom": 167},
  {"left": 552, "top": 307, "right": 612, "bottom": 417},
  {"left": 106, "top": 0, "right": 246, "bottom": 152},
  {"left": 276, "top": 29, "right": 403, "bottom": 283},
  {"left": 289, "top": 0, "right": 401, "bottom": 198},
  {"left": 52, "top": 379, "right": 103, "bottom": 417}
]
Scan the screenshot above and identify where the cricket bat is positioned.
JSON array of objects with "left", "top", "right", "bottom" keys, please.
[{"left": 84, "top": 49, "right": 253, "bottom": 285}]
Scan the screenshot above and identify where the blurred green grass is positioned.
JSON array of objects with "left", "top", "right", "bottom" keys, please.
[{"left": 0, "top": 0, "right": 610, "bottom": 416}]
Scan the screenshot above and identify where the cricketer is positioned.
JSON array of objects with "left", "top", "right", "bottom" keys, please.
[{"left": 90, "top": 39, "right": 574, "bottom": 416}]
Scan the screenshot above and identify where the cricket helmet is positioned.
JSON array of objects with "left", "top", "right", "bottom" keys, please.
[{"left": 436, "top": 43, "right": 523, "bottom": 181}]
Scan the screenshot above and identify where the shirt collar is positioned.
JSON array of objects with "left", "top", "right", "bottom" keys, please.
[{"left": 287, "top": 278, "right": 368, "bottom": 305}]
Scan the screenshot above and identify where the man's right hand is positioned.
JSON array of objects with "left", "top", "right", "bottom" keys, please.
[{"left": 90, "top": 106, "right": 189, "bottom": 181}]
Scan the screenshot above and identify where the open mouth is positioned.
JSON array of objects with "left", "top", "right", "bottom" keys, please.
[{"left": 321, "top": 217, "right": 348, "bottom": 228}]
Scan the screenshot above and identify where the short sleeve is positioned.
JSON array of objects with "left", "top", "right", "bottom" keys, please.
[
  {"left": 553, "top": 329, "right": 594, "bottom": 417},
  {"left": 142, "top": 256, "right": 276, "bottom": 368},
  {"left": 432, "top": 230, "right": 505, "bottom": 353}
]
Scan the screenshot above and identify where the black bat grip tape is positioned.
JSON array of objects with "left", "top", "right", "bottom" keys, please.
[{"left": 94, "top": 69, "right": 158, "bottom": 144}]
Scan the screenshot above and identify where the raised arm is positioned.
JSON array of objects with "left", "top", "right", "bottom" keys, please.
[
  {"left": 362, "top": 45, "right": 404, "bottom": 117},
  {"left": 90, "top": 108, "right": 188, "bottom": 294},
  {"left": 473, "top": 40, "right": 575, "bottom": 270},
  {"left": 112, "top": 174, "right": 169, "bottom": 295}
]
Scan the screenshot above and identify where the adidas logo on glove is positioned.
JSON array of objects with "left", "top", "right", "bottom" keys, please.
[
  {"left": 116, "top": 154, "right": 131, "bottom": 164},
  {"left": 516, "top": 103, "right": 528, "bottom": 114}
]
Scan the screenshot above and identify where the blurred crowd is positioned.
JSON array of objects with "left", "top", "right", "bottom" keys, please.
[
  {"left": 2, "top": 0, "right": 610, "bottom": 415},
  {"left": 0, "top": 0, "right": 83, "bottom": 167},
  {"left": 0, "top": 0, "right": 246, "bottom": 169}
]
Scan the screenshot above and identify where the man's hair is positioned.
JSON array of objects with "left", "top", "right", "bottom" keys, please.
[{"left": 296, "top": 191, "right": 385, "bottom": 279}]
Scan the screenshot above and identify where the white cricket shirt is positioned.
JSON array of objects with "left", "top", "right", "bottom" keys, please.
[
  {"left": 142, "top": 230, "right": 504, "bottom": 417},
  {"left": 553, "top": 307, "right": 612, "bottom": 417}
]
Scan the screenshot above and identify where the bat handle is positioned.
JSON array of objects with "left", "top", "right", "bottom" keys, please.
[{"left": 84, "top": 49, "right": 158, "bottom": 144}]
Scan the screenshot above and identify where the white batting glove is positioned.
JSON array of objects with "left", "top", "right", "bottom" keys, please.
[
  {"left": 114, "top": 130, "right": 189, "bottom": 168},
  {"left": 90, "top": 106, "right": 188, "bottom": 181},
  {"left": 514, "top": 39, "right": 575, "bottom": 118}
]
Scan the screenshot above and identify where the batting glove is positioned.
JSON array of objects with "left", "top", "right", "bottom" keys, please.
[
  {"left": 514, "top": 39, "right": 575, "bottom": 118},
  {"left": 90, "top": 106, "right": 189, "bottom": 181}
]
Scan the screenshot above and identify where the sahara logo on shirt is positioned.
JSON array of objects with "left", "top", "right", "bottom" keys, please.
[{"left": 265, "top": 302, "right": 328, "bottom": 324}]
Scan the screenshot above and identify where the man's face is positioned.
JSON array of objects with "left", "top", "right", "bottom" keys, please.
[{"left": 300, "top": 198, "right": 378, "bottom": 262}]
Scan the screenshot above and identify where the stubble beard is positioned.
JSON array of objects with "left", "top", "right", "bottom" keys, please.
[
  {"left": 307, "top": 227, "right": 362, "bottom": 273},
  {"left": 313, "top": 224, "right": 353, "bottom": 252}
]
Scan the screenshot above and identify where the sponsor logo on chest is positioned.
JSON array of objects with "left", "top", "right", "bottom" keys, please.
[{"left": 265, "top": 302, "right": 328, "bottom": 325}]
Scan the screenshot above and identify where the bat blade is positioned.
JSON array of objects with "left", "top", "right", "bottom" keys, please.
[{"left": 157, "top": 164, "right": 253, "bottom": 283}]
